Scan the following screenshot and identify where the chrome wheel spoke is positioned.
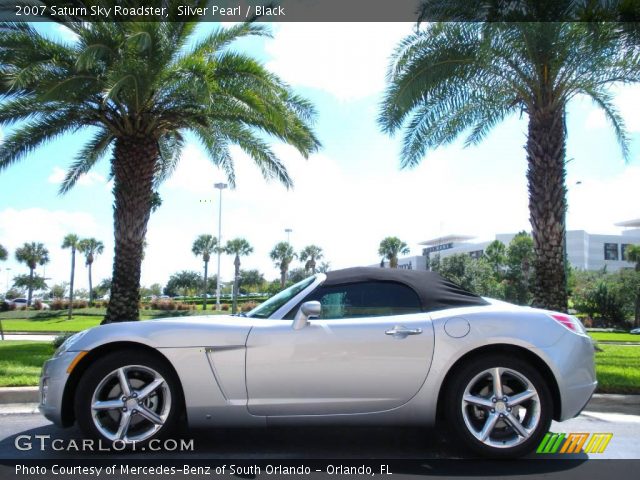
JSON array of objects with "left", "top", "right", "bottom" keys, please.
[
  {"left": 462, "top": 366, "right": 541, "bottom": 449},
  {"left": 463, "top": 394, "right": 494, "bottom": 409},
  {"left": 479, "top": 413, "right": 500, "bottom": 441},
  {"left": 506, "top": 412, "right": 530, "bottom": 438},
  {"left": 136, "top": 406, "right": 164, "bottom": 425},
  {"left": 137, "top": 377, "right": 164, "bottom": 400},
  {"left": 92, "top": 399, "right": 124, "bottom": 411},
  {"left": 91, "top": 365, "right": 172, "bottom": 444},
  {"left": 509, "top": 389, "right": 536, "bottom": 406},
  {"left": 115, "top": 411, "right": 132, "bottom": 440},
  {"left": 491, "top": 368, "right": 503, "bottom": 399},
  {"left": 117, "top": 368, "right": 132, "bottom": 397}
]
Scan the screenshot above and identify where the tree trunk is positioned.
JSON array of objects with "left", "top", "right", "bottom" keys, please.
[
  {"left": 68, "top": 248, "right": 75, "bottom": 320},
  {"left": 27, "top": 268, "right": 33, "bottom": 306},
  {"left": 88, "top": 262, "right": 93, "bottom": 306},
  {"left": 104, "top": 137, "right": 158, "bottom": 323},
  {"left": 232, "top": 255, "right": 240, "bottom": 314},
  {"left": 309, "top": 258, "right": 316, "bottom": 274},
  {"left": 526, "top": 104, "right": 568, "bottom": 312},
  {"left": 390, "top": 256, "right": 398, "bottom": 269},
  {"left": 202, "top": 261, "right": 208, "bottom": 311},
  {"left": 280, "top": 265, "right": 287, "bottom": 288}
]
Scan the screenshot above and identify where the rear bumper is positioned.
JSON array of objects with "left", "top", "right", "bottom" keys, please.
[{"left": 539, "top": 331, "right": 597, "bottom": 421}]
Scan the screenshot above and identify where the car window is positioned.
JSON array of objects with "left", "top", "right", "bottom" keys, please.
[
  {"left": 247, "top": 276, "right": 315, "bottom": 318},
  {"left": 285, "top": 281, "right": 422, "bottom": 320}
]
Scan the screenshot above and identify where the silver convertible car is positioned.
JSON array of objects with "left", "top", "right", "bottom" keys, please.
[{"left": 39, "top": 267, "right": 596, "bottom": 457}]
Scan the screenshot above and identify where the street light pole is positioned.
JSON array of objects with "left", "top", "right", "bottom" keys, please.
[
  {"left": 285, "top": 228, "right": 292, "bottom": 244},
  {"left": 214, "top": 182, "right": 228, "bottom": 311}
]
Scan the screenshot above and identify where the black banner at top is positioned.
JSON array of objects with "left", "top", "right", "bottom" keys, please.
[{"left": 1, "top": 0, "right": 640, "bottom": 22}]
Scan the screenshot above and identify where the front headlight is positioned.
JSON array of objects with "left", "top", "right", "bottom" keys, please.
[{"left": 54, "top": 330, "right": 89, "bottom": 357}]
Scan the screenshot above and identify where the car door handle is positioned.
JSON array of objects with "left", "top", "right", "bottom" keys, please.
[{"left": 385, "top": 326, "right": 422, "bottom": 336}]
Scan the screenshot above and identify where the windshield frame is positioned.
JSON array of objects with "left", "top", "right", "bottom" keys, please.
[{"left": 246, "top": 274, "right": 326, "bottom": 319}]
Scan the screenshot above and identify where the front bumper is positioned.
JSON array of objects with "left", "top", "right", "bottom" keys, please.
[
  {"left": 38, "top": 351, "right": 79, "bottom": 427},
  {"left": 539, "top": 331, "right": 598, "bottom": 421}
]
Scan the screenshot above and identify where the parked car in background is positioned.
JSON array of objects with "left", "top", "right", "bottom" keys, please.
[
  {"left": 39, "top": 268, "right": 596, "bottom": 458},
  {"left": 3, "top": 297, "right": 49, "bottom": 310}
]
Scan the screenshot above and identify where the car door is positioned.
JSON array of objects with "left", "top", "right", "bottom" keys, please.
[{"left": 245, "top": 281, "right": 434, "bottom": 416}]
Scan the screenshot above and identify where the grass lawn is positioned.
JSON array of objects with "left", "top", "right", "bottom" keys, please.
[
  {"left": 0, "top": 341, "right": 639, "bottom": 392},
  {"left": 0, "top": 309, "right": 227, "bottom": 332},
  {"left": 589, "top": 332, "right": 640, "bottom": 343},
  {"left": 0, "top": 341, "right": 54, "bottom": 387},
  {"left": 595, "top": 345, "right": 640, "bottom": 394}
]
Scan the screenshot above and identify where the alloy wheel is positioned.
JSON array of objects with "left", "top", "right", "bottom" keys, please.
[
  {"left": 90, "top": 365, "right": 171, "bottom": 444},
  {"left": 460, "top": 367, "right": 541, "bottom": 449}
]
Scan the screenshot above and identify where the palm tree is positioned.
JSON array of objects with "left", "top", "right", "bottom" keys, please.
[
  {"left": 299, "top": 245, "right": 324, "bottom": 274},
  {"left": 270, "top": 242, "right": 297, "bottom": 288},
  {"left": 224, "top": 238, "right": 254, "bottom": 314},
  {"left": 78, "top": 238, "right": 104, "bottom": 306},
  {"left": 14, "top": 242, "right": 49, "bottom": 306},
  {"left": 61, "top": 234, "right": 80, "bottom": 319},
  {"left": 192, "top": 235, "right": 217, "bottom": 310},
  {"left": 379, "top": 14, "right": 638, "bottom": 311},
  {"left": 378, "top": 237, "right": 410, "bottom": 268},
  {"left": 0, "top": 244, "right": 7, "bottom": 262},
  {"left": 624, "top": 244, "right": 640, "bottom": 327},
  {"left": 0, "top": 15, "right": 320, "bottom": 323}
]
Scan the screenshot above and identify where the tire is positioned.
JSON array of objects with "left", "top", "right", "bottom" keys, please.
[
  {"left": 75, "top": 349, "right": 183, "bottom": 447},
  {"left": 444, "top": 354, "right": 553, "bottom": 458}
]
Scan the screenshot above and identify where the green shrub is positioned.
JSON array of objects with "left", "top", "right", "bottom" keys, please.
[{"left": 52, "top": 332, "right": 75, "bottom": 349}]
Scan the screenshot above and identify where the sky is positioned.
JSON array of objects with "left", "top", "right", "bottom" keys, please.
[{"left": 1, "top": 22, "right": 639, "bottom": 294}]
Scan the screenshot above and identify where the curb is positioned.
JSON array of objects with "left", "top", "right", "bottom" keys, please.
[{"left": 0, "top": 386, "right": 39, "bottom": 404}]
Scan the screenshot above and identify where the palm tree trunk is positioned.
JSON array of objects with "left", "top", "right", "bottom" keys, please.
[
  {"left": 88, "top": 262, "right": 93, "bottom": 306},
  {"left": 390, "top": 256, "right": 398, "bottom": 268},
  {"left": 203, "top": 261, "right": 208, "bottom": 311},
  {"left": 27, "top": 268, "right": 34, "bottom": 306},
  {"left": 527, "top": 105, "right": 568, "bottom": 312},
  {"left": 232, "top": 255, "right": 240, "bottom": 314},
  {"left": 280, "top": 265, "right": 287, "bottom": 288},
  {"left": 68, "top": 248, "right": 75, "bottom": 320},
  {"left": 104, "top": 137, "right": 158, "bottom": 323}
]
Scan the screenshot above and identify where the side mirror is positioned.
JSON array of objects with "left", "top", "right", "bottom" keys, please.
[{"left": 292, "top": 301, "right": 321, "bottom": 330}]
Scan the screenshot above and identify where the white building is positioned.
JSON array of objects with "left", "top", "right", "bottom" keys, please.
[{"left": 386, "top": 221, "right": 640, "bottom": 273}]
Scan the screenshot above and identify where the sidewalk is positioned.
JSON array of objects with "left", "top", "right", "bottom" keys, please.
[{"left": 1, "top": 334, "right": 57, "bottom": 341}]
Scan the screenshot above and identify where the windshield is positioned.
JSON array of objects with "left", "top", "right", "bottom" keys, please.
[{"left": 247, "top": 276, "right": 316, "bottom": 318}]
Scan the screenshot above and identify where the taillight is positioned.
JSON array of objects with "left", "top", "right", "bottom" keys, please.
[{"left": 549, "top": 313, "right": 586, "bottom": 335}]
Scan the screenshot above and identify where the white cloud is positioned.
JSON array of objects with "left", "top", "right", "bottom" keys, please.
[
  {"left": 265, "top": 23, "right": 414, "bottom": 100},
  {"left": 567, "top": 166, "right": 640, "bottom": 233},
  {"left": 47, "top": 166, "right": 106, "bottom": 188},
  {"left": 0, "top": 208, "right": 112, "bottom": 292},
  {"left": 583, "top": 84, "right": 640, "bottom": 133}
]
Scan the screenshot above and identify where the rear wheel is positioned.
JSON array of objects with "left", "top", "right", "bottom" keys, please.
[
  {"left": 445, "top": 354, "right": 552, "bottom": 457},
  {"left": 75, "top": 350, "right": 182, "bottom": 447}
]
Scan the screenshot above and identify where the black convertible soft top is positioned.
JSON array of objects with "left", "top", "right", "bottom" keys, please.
[{"left": 323, "top": 267, "right": 489, "bottom": 312}]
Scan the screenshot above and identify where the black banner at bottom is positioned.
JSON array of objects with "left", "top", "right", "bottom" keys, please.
[{"left": 1, "top": 459, "right": 640, "bottom": 480}]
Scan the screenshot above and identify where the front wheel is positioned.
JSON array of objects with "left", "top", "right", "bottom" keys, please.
[
  {"left": 444, "top": 354, "right": 553, "bottom": 458},
  {"left": 75, "top": 350, "right": 182, "bottom": 447}
]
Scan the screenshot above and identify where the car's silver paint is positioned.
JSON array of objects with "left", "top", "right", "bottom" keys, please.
[
  {"left": 40, "top": 278, "right": 596, "bottom": 431},
  {"left": 245, "top": 312, "right": 434, "bottom": 416}
]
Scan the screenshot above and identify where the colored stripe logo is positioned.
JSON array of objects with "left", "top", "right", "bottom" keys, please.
[{"left": 537, "top": 432, "right": 613, "bottom": 454}]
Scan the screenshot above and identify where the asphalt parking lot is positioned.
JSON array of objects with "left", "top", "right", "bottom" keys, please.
[{"left": 0, "top": 409, "right": 638, "bottom": 460}]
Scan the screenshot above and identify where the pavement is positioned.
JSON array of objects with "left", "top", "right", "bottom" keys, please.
[{"left": 0, "top": 334, "right": 58, "bottom": 341}]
